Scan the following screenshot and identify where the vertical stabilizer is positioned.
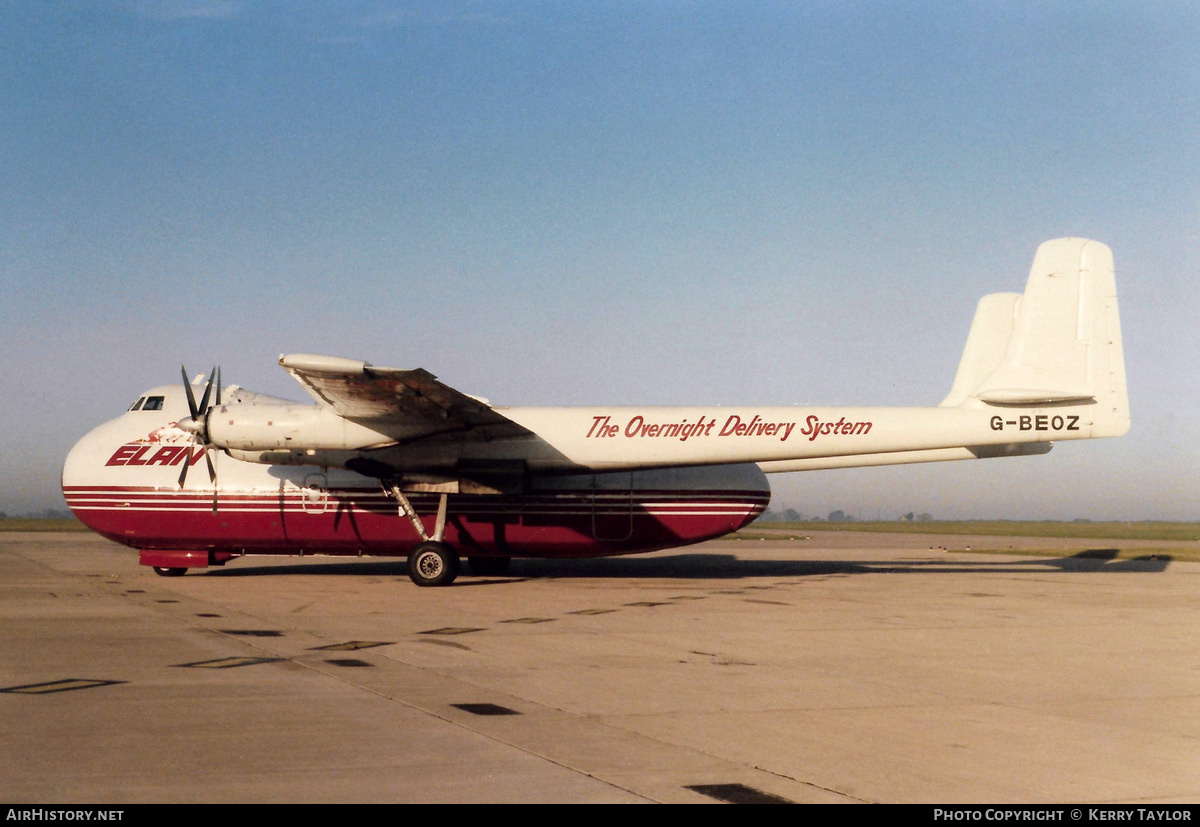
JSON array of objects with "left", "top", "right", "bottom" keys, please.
[
  {"left": 940, "top": 292, "right": 1021, "bottom": 407},
  {"left": 956, "top": 238, "right": 1129, "bottom": 436}
]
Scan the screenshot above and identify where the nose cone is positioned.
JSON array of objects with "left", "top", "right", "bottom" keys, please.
[
  {"left": 61, "top": 420, "right": 123, "bottom": 541},
  {"left": 62, "top": 419, "right": 116, "bottom": 491}
]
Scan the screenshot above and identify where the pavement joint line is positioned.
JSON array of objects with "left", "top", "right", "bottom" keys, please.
[{"left": 1, "top": 678, "right": 126, "bottom": 694}]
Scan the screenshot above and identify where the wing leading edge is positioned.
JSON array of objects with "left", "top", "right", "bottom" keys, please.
[{"left": 278, "top": 353, "right": 532, "bottom": 439}]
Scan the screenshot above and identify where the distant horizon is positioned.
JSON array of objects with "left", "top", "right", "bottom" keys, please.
[{"left": 752, "top": 512, "right": 1200, "bottom": 525}]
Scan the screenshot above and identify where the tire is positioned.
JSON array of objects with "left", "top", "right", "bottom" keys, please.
[
  {"left": 152, "top": 566, "right": 188, "bottom": 577},
  {"left": 467, "top": 556, "right": 511, "bottom": 576},
  {"left": 407, "top": 542, "right": 459, "bottom": 587}
]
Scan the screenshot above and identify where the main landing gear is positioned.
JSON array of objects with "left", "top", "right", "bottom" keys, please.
[
  {"left": 385, "top": 486, "right": 514, "bottom": 586},
  {"left": 387, "top": 486, "right": 463, "bottom": 587},
  {"left": 408, "top": 541, "right": 459, "bottom": 587}
]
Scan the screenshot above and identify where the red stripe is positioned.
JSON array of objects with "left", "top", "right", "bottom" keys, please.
[{"left": 64, "top": 485, "right": 768, "bottom": 560}]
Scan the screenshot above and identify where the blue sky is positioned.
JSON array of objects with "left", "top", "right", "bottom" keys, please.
[{"left": 2, "top": 1, "right": 1197, "bottom": 519}]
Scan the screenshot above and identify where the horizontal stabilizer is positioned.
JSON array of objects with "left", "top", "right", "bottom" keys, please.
[{"left": 973, "top": 388, "right": 1094, "bottom": 405}]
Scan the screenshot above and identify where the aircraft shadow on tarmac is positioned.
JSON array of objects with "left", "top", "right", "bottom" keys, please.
[{"left": 199, "top": 548, "right": 1171, "bottom": 581}]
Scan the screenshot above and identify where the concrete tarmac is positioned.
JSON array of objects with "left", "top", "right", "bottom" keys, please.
[{"left": 2, "top": 530, "right": 1198, "bottom": 804}]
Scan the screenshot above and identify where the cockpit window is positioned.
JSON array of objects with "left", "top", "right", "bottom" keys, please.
[
  {"left": 142, "top": 396, "right": 165, "bottom": 411},
  {"left": 128, "top": 397, "right": 145, "bottom": 412}
]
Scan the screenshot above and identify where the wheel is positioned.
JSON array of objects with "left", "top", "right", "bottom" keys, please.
[
  {"left": 152, "top": 566, "right": 188, "bottom": 577},
  {"left": 467, "top": 556, "right": 511, "bottom": 576},
  {"left": 407, "top": 542, "right": 459, "bottom": 587}
]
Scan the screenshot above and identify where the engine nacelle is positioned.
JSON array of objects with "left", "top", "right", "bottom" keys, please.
[{"left": 207, "top": 403, "right": 395, "bottom": 452}]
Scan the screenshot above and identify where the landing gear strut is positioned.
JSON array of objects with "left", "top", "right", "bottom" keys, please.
[{"left": 386, "top": 486, "right": 460, "bottom": 586}]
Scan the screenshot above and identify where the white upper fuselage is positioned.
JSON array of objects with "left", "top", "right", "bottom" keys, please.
[{"left": 200, "top": 395, "right": 1095, "bottom": 474}]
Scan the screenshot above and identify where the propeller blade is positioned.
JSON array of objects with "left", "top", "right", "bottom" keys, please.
[
  {"left": 210, "top": 449, "right": 219, "bottom": 514},
  {"left": 181, "top": 365, "right": 199, "bottom": 419},
  {"left": 196, "top": 365, "right": 216, "bottom": 415},
  {"left": 178, "top": 363, "right": 222, "bottom": 504}
]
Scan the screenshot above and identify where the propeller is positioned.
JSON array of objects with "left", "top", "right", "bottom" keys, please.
[{"left": 177, "top": 365, "right": 222, "bottom": 511}]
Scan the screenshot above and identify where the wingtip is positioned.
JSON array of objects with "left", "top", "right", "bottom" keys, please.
[{"left": 278, "top": 354, "right": 370, "bottom": 374}]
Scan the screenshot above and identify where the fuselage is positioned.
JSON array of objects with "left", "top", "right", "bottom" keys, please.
[{"left": 62, "top": 385, "right": 771, "bottom": 569}]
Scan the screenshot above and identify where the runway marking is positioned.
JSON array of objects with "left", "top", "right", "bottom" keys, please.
[
  {"left": 311, "top": 640, "right": 392, "bottom": 651},
  {"left": 685, "top": 783, "right": 793, "bottom": 804},
  {"left": 689, "top": 650, "right": 755, "bottom": 667},
  {"left": 452, "top": 703, "right": 520, "bottom": 716},
  {"left": 175, "top": 657, "right": 284, "bottom": 669},
  {"left": 2, "top": 679, "right": 126, "bottom": 695},
  {"left": 500, "top": 617, "right": 555, "bottom": 624}
]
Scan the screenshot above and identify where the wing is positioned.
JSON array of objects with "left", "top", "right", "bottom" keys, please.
[{"left": 278, "top": 353, "right": 532, "bottom": 438}]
